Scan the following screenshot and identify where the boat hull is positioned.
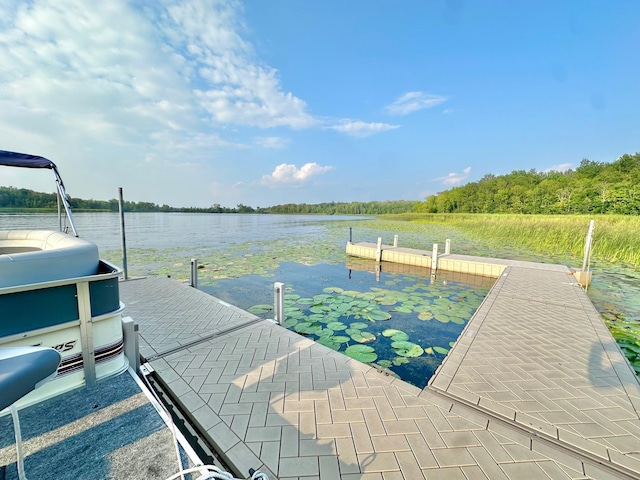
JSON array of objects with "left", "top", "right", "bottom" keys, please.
[{"left": 1, "top": 232, "right": 126, "bottom": 408}]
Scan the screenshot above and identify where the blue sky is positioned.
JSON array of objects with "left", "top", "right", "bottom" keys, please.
[{"left": 1, "top": 0, "right": 638, "bottom": 208}]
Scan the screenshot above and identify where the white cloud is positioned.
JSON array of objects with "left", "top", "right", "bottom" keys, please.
[
  {"left": 385, "top": 92, "right": 447, "bottom": 116},
  {"left": 328, "top": 120, "right": 400, "bottom": 137},
  {"left": 254, "top": 136, "right": 290, "bottom": 149},
  {"left": 543, "top": 163, "right": 573, "bottom": 173},
  {"left": 434, "top": 166, "right": 471, "bottom": 186},
  {"left": 261, "top": 163, "right": 334, "bottom": 186}
]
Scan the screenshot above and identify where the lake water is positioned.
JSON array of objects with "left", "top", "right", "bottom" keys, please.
[{"left": 3, "top": 212, "right": 639, "bottom": 385}]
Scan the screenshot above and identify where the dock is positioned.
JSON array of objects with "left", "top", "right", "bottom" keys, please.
[{"left": 119, "top": 251, "right": 640, "bottom": 479}]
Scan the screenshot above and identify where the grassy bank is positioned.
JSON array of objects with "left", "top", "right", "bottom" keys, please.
[{"left": 382, "top": 213, "right": 640, "bottom": 269}]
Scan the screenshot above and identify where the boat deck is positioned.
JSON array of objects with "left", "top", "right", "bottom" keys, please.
[
  {"left": 0, "top": 369, "right": 195, "bottom": 480},
  {"left": 118, "top": 256, "right": 640, "bottom": 480}
]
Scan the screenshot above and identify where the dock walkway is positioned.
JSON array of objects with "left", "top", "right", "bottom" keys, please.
[{"left": 120, "top": 255, "right": 640, "bottom": 480}]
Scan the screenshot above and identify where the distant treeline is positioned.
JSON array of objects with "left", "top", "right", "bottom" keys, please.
[
  {"left": 416, "top": 153, "right": 640, "bottom": 215},
  {"left": 0, "top": 187, "right": 416, "bottom": 215},
  {"left": 265, "top": 200, "right": 416, "bottom": 215}
]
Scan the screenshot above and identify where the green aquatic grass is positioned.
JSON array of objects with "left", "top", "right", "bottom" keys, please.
[{"left": 382, "top": 213, "right": 640, "bottom": 268}]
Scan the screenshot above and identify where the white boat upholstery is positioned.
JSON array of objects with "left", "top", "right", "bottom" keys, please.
[{"left": 0, "top": 230, "right": 99, "bottom": 288}]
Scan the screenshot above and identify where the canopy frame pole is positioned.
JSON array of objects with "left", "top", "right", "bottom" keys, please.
[{"left": 53, "top": 166, "right": 78, "bottom": 237}]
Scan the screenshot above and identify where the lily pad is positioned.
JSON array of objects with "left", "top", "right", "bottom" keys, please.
[
  {"left": 310, "top": 305, "right": 331, "bottom": 314},
  {"left": 366, "top": 310, "right": 392, "bottom": 321},
  {"left": 283, "top": 318, "right": 298, "bottom": 328},
  {"left": 392, "top": 305, "right": 413, "bottom": 314},
  {"left": 417, "top": 312, "right": 433, "bottom": 321},
  {"left": 327, "top": 321, "right": 347, "bottom": 331},
  {"left": 345, "top": 345, "right": 378, "bottom": 363},
  {"left": 323, "top": 286, "right": 344, "bottom": 293},
  {"left": 294, "top": 322, "right": 323, "bottom": 335},
  {"left": 391, "top": 341, "right": 424, "bottom": 357},
  {"left": 392, "top": 357, "right": 410, "bottom": 366},
  {"left": 433, "top": 346, "right": 450, "bottom": 355},
  {"left": 317, "top": 328, "right": 335, "bottom": 338},
  {"left": 376, "top": 360, "right": 393, "bottom": 368},
  {"left": 382, "top": 329, "right": 410, "bottom": 342},
  {"left": 297, "top": 297, "right": 316, "bottom": 305},
  {"left": 248, "top": 304, "right": 272, "bottom": 315},
  {"left": 350, "top": 322, "right": 369, "bottom": 330},
  {"left": 350, "top": 331, "right": 376, "bottom": 343},
  {"left": 317, "top": 338, "right": 341, "bottom": 350},
  {"left": 330, "top": 335, "right": 351, "bottom": 343}
]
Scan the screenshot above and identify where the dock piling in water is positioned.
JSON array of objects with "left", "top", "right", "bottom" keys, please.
[
  {"left": 431, "top": 243, "right": 439, "bottom": 271},
  {"left": 190, "top": 258, "right": 198, "bottom": 288},
  {"left": 273, "top": 282, "right": 284, "bottom": 324}
]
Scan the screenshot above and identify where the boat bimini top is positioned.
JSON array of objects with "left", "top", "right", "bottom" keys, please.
[{"left": 0, "top": 149, "right": 78, "bottom": 236}]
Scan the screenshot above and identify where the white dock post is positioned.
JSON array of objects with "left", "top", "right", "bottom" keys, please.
[
  {"left": 393, "top": 235, "right": 398, "bottom": 247},
  {"left": 122, "top": 316, "right": 140, "bottom": 372},
  {"left": 575, "top": 220, "right": 595, "bottom": 288},
  {"left": 274, "top": 282, "right": 285, "bottom": 325},
  {"left": 445, "top": 239, "right": 451, "bottom": 255},
  {"left": 431, "top": 243, "right": 439, "bottom": 271},
  {"left": 582, "top": 220, "right": 595, "bottom": 272},
  {"left": 190, "top": 258, "right": 198, "bottom": 288},
  {"left": 376, "top": 237, "right": 382, "bottom": 262}
]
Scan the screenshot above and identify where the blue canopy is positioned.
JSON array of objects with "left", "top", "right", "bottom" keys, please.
[
  {"left": 0, "top": 149, "right": 56, "bottom": 169},
  {"left": 0, "top": 149, "right": 79, "bottom": 236}
]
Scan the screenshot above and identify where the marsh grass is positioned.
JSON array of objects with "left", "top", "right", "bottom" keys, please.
[{"left": 383, "top": 214, "right": 640, "bottom": 269}]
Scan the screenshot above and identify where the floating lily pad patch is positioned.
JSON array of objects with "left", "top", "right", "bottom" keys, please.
[
  {"left": 391, "top": 341, "right": 424, "bottom": 357},
  {"left": 247, "top": 304, "right": 272, "bottom": 315},
  {"left": 253, "top": 272, "right": 490, "bottom": 388},
  {"left": 350, "top": 331, "right": 376, "bottom": 343},
  {"left": 345, "top": 345, "right": 377, "bottom": 363}
]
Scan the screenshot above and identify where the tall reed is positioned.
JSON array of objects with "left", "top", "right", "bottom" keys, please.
[{"left": 383, "top": 214, "right": 640, "bottom": 269}]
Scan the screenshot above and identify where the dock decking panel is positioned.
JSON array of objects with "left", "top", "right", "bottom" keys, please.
[{"left": 120, "top": 259, "right": 640, "bottom": 479}]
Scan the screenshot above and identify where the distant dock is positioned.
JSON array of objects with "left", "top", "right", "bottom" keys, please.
[{"left": 120, "top": 252, "right": 640, "bottom": 479}]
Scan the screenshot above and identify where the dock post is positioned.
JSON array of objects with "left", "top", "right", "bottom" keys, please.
[
  {"left": 431, "top": 243, "right": 439, "bottom": 272},
  {"left": 575, "top": 220, "right": 595, "bottom": 288},
  {"left": 445, "top": 239, "right": 451, "bottom": 255},
  {"left": 190, "top": 258, "right": 198, "bottom": 288},
  {"left": 122, "top": 316, "right": 140, "bottom": 372},
  {"left": 376, "top": 237, "right": 382, "bottom": 262},
  {"left": 393, "top": 235, "right": 398, "bottom": 247},
  {"left": 118, "top": 187, "right": 128, "bottom": 280},
  {"left": 349, "top": 227, "right": 352, "bottom": 243},
  {"left": 274, "top": 282, "right": 285, "bottom": 325}
]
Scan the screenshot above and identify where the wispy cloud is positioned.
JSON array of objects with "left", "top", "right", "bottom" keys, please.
[
  {"left": 254, "top": 136, "right": 290, "bottom": 149},
  {"left": 385, "top": 91, "right": 447, "bottom": 116},
  {"left": 433, "top": 167, "right": 471, "bottom": 186},
  {"left": 543, "top": 163, "right": 573, "bottom": 173},
  {"left": 261, "top": 163, "right": 334, "bottom": 186},
  {"left": 327, "top": 120, "right": 400, "bottom": 137}
]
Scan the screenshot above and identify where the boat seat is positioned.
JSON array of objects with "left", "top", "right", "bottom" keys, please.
[
  {"left": 1, "top": 347, "right": 61, "bottom": 480},
  {"left": 0, "top": 230, "right": 99, "bottom": 288},
  {"left": 0, "top": 347, "right": 62, "bottom": 411}
]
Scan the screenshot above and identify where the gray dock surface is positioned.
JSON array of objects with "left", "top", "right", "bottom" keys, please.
[{"left": 120, "top": 259, "right": 640, "bottom": 480}]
